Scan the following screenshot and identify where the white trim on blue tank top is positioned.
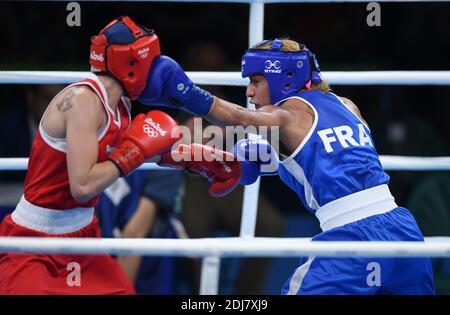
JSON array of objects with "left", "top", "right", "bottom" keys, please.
[
  {"left": 277, "top": 96, "right": 319, "bottom": 165},
  {"left": 277, "top": 96, "right": 321, "bottom": 211},
  {"left": 281, "top": 160, "right": 320, "bottom": 211}
]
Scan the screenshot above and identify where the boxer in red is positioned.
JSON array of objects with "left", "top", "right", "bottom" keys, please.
[{"left": 0, "top": 16, "right": 241, "bottom": 294}]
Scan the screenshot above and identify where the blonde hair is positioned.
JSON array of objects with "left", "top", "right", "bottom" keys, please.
[{"left": 252, "top": 39, "right": 331, "bottom": 93}]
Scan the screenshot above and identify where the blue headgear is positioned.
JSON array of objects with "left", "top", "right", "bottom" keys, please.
[{"left": 241, "top": 39, "right": 322, "bottom": 105}]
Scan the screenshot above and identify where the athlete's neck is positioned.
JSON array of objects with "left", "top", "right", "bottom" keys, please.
[{"left": 97, "top": 74, "right": 124, "bottom": 110}]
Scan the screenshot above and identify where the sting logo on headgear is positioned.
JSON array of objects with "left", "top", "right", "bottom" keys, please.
[
  {"left": 264, "top": 60, "right": 282, "bottom": 73},
  {"left": 89, "top": 16, "right": 161, "bottom": 100}
]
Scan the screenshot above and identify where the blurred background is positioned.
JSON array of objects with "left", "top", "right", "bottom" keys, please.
[{"left": 1, "top": 1, "right": 450, "bottom": 294}]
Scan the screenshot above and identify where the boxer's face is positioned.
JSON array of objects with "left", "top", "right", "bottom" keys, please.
[{"left": 246, "top": 75, "right": 270, "bottom": 108}]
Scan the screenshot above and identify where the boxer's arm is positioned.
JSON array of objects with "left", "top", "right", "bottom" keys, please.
[
  {"left": 117, "top": 196, "right": 158, "bottom": 283},
  {"left": 64, "top": 90, "right": 120, "bottom": 203},
  {"left": 340, "top": 96, "right": 370, "bottom": 127},
  {"left": 205, "top": 96, "right": 289, "bottom": 128}
]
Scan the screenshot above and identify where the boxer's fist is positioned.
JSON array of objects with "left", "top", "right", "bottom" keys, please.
[
  {"left": 160, "top": 143, "right": 242, "bottom": 197},
  {"left": 233, "top": 138, "right": 279, "bottom": 185},
  {"left": 138, "top": 55, "right": 214, "bottom": 116},
  {"left": 109, "top": 110, "right": 180, "bottom": 176}
]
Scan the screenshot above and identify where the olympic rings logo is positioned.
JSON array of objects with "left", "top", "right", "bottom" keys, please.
[
  {"left": 143, "top": 124, "right": 159, "bottom": 137},
  {"left": 264, "top": 60, "right": 282, "bottom": 70}
]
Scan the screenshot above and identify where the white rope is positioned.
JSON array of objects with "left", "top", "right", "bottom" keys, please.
[
  {"left": 40, "top": 0, "right": 450, "bottom": 3},
  {"left": 0, "top": 158, "right": 173, "bottom": 171},
  {"left": 379, "top": 156, "right": 450, "bottom": 171},
  {"left": 0, "top": 236, "right": 449, "bottom": 257},
  {"left": 2, "top": 71, "right": 450, "bottom": 86},
  {"left": 0, "top": 71, "right": 93, "bottom": 84},
  {"left": 1, "top": 156, "right": 449, "bottom": 171}
]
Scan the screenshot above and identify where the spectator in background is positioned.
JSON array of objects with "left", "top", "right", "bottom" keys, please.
[{"left": 96, "top": 169, "right": 186, "bottom": 295}]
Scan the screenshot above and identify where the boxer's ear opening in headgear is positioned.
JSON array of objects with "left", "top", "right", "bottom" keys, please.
[{"left": 89, "top": 16, "right": 161, "bottom": 99}]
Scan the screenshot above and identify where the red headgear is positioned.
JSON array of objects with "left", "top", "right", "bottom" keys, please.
[{"left": 89, "top": 16, "right": 160, "bottom": 99}]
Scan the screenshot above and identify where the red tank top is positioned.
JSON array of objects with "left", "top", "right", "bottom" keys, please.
[{"left": 23, "top": 76, "right": 131, "bottom": 209}]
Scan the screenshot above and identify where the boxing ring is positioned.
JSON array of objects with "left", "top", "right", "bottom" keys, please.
[{"left": 1, "top": 0, "right": 450, "bottom": 295}]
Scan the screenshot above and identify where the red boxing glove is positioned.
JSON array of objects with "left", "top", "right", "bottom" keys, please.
[
  {"left": 109, "top": 110, "right": 180, "bottom": 176},
  {"left": 160, "top": 143, "right": 242, "bottom": 197}
]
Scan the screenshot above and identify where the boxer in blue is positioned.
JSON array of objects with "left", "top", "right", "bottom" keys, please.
[{"left": 138, "top": 38, "right": 435, "bottom": 294}]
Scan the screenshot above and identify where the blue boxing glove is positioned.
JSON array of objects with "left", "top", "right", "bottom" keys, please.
[
  {"left": 233, "top": 138, "right": 279, "bottom": 185},
  {"left": 138, "top": 55, "right": 214, "bottom": 116}
]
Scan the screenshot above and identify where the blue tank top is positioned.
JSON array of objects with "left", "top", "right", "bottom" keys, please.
[{"left": 277, "top": 90, "right": 390, "bottom": 214}]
